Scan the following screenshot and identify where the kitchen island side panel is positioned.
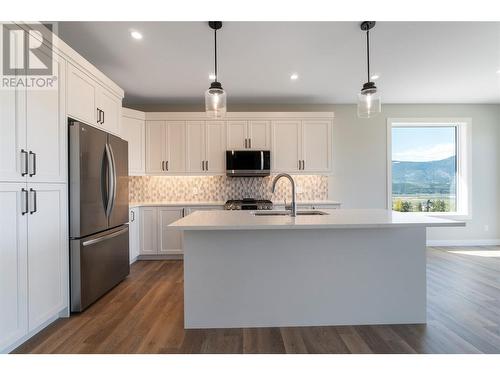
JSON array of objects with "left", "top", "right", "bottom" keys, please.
[{"left": 183, "top": 227, "right": 426, "bottom": 328}]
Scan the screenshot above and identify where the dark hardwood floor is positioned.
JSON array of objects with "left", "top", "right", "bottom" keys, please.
[{"left": 13, "top": 247, "right": 500, "bottom": 354}]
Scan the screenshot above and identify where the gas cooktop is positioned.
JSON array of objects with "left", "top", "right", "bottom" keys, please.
[{"left": 224, "top": 198, "right": 273, "bottom": 211}]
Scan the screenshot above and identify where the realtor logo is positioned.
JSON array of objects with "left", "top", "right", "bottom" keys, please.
[
  {"left": 2, "top": 23, "right": 53, "bottom": 75},
  {"left": 1, "top": 23, "right": 56, "bottom": 89}
]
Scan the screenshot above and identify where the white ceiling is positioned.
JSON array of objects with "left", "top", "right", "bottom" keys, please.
[{"left": 57, "top": 21, "right": 500, "bottom": 107}]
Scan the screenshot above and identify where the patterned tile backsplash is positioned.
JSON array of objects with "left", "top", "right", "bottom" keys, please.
[{"left": 129, "top": 175, "right": 328, "bottom": 203}]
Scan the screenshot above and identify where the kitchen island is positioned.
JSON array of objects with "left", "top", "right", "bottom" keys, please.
[{"left": 169, "top": 209, "right": 465, "bottom": 329}]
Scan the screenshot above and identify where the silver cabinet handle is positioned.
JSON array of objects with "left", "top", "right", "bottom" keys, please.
[
  {"left": 298, "top": 160, "right": 301, "bottom": 170},
  {"left": 166, "top": 161, "right": 169, "bottom": 171},
  {"left": 161, "top": 161, "right": 165, "bottom": 171},
  {"left": 201, "top": 160, "right": 204, "bottom": 171},
  {"left": 303, "top": 160, "right": 305, "bottom": 170},
  {"left": 21, "top": 188, "right": 28, "bottom": 215},
  {"left": 130, "top": 210, "right": 135, "bottom": 222},
  {"left": 249, "top": 138, "right": 252, "bottom": 148},
  {"left": 21, "top": 149, "right": 28, "bottom": 176},
  {"left": 244, "top": 138, "right": 248, "bottom": 148},
  {"left": 29, "top": 188, "right": 37, "bottom": 214},
  {"left": 82, "top": 226, "right": 129, "bottom": 247},
  {"left": 206, "top": 160, "right": 208, "bottom": 171},
  {"left": 28, "top": 151, "right": 36, "bottom": 176}
]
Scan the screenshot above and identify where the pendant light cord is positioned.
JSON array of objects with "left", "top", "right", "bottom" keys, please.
[
  {"left": 366, "top": 29, "right": 371, "bottom": 83},
  {"left": 214, "top": 28, "right": 218, "bottom": 81}
]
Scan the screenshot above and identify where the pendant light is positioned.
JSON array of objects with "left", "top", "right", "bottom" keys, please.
[
  {"left": 357, "top": 21, "right": 381, "bottom": 118},
  {"left": 205, "top": 21, "right": 227, "bottom": 119}
]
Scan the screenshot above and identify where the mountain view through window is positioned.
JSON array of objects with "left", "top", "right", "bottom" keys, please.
[{"left": 392, "top": 126, "right": 457, "bottom": 212}]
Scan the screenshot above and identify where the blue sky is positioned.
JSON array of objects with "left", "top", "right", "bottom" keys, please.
[{"left": 392, "top": 127, "right": 456, "bottom": 162}]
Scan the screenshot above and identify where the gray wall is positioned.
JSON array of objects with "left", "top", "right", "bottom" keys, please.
[
  {"left": 132, "top": 102, "right": 500, "bottom": 243},
  {"left": 331, "top": 104, "right": 500, "bottom": 243}
]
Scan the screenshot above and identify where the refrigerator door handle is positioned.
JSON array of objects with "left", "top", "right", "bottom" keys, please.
[
  {"left": 104, "top": 143, "right": 115, "bottom": 217},
  {"left": 82, "top": 226, "right": 129, "bottom": 247},
  {"left": 108, "top": 142, "right": 117, "bottom": 216}
]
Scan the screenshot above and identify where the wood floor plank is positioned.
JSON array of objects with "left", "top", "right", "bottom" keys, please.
[{"left": 12, "top": 246, "right": 500, "bottom": 354}]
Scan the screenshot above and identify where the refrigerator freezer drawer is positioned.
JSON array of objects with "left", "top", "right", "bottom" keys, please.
[{"left": 70, "top": 225, "right": 130, "bottom": 312}]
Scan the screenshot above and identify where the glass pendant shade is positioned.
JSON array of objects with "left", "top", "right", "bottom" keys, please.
[
  {"left": 205, "top": 84, "right": 227, "bottom": 119},
  {"left": 357, "top": 88, "right": 381, "bottom": 118}
]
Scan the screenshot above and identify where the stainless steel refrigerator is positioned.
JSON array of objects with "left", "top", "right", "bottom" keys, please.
[{"left": 69, "top": 119, "right": 130, "bottom": 312}]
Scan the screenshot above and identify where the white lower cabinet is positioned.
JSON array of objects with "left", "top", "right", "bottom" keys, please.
[
  {"left": 129, "top": 207, "right": 140, "bottom": 263},
  {"left": 139, "top": 206, "right": 184, "bottom": 256},
  {"left": 137, "top": 205, "right": 224, "bottom": 257},
  {"left": 0, "top": 184, "right": 28, "bottom": 351},
  {"left": 0, "top": 183, "right": 68, "bottom": 353},
  {"left": 27, "top": 184, "right": 68, "bottom": 331},
  {"left": 139, "top": 207, "right": 158, "bottom": 255},
  {"left": 158, "top": 207, "right": 184, "bottom": 255}
]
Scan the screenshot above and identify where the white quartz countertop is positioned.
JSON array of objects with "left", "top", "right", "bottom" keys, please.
[
  {"left": 129, "top": 200, "right": 341, "bottom": 208},
  {"left": 169, "top": 209, "right": 466, "bottom": 230}
]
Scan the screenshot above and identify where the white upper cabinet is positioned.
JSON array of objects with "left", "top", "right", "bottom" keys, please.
[
  {"left": 96, "top": 87, "right": 121, "bottom": 136},
  {"left": 26, "top": 45, "right": 67, "bottom": 183},
  {"left": 145, "top": 121, "right": 165, "bottom": 174},
  {"left": 186, "top": 121, "right": 205, "bottom": 173},
  {"left": 301, "top": 120, "right": 332, "bottom": 172},
  {"left": 0, "top": 73, "right": 26, "bottom": 182},
  {"left": 226, "top": 121, "right": 247, "bottom": 149},
  {"left": 165, "top": 121, "right": 186, "bottom": 173},
  {"left": 67, "top": 63, "right": 122, "bottom": 136},
  {"left": 273, "top": 120, "right": 301, "bottom": 172},
  {"left": 67, "top": 63, "right": 96, "bottom": 125},
  {"left": 145, "top": 121, "right": 186, "bottom": 174},
  {"left": 272, "top": 119, "right": 332, "bottom": 173},
  {"left": 0, "top": 33, "right": 66, "bottom": 184},
  {"left": 143, "top": 113, "right": 332, "bottom": 176},
  {"left": 121, "top": 110, "right": 145, "bottom": 175},
  {"left": 205, "top": 121, "right": 226, "bottom": 173},
  {"left": 226, "top": 120, "right": 270, "bottom": 150},
  {"left": 186, "top": 121, "right": 226, "bottom": 174},
  {"left": 0, "top": 183, "right": 28, "bottom": 350},
  {"left": 248, "top": 121, "right": 271, "bottom": 149}
]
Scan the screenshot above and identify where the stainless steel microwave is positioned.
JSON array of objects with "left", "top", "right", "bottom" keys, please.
[{"left": 226, "top": 150, "right": 271, "bottom": 177}]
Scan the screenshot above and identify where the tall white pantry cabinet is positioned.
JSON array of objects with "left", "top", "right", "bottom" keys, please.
[{"left": 0, "top": 23, "right": 124, "bottom": 353}]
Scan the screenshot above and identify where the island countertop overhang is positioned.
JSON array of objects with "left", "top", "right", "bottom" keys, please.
[{"left": 169, "top": 208, "right": 466, "bottom": 231}]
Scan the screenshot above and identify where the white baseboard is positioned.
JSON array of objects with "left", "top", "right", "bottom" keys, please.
[
  {"left": 137, "top": 254, "right": 183, "bottom": 260},
  {"left": 427, "top": 239, "right": 500, "bottom": 247},
  {"left": 2, "top": 307, "right": 66, "bottom": 353}
]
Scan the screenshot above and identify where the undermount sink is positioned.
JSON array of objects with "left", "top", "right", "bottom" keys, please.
[{"left": 252, "top": 210, "right": 329, "bottom": 216}]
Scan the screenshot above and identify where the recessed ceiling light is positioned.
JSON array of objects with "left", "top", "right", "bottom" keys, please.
[
  {"left": 290, "top": 73, "right": 299, "bottom": 80},
  {"left": 209, "top": 73, "right": 216, "bottom": 80},
  {"left": 130, "top": 30, "right": 143, "bottom": 40},
  {"left": 497, "top": 69, "right": 500, "bottom": 74},
  {"left": 371, "top": 73, "right": 380, "bottom": 80}
]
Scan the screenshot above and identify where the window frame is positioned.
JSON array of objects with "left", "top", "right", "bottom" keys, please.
[{"left": 387, "top": 118, "right": 472, "bottom": 219}]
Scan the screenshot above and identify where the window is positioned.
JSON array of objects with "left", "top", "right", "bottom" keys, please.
[{"left": 387, "top": 119, "right": 471, "bottom": 217}]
